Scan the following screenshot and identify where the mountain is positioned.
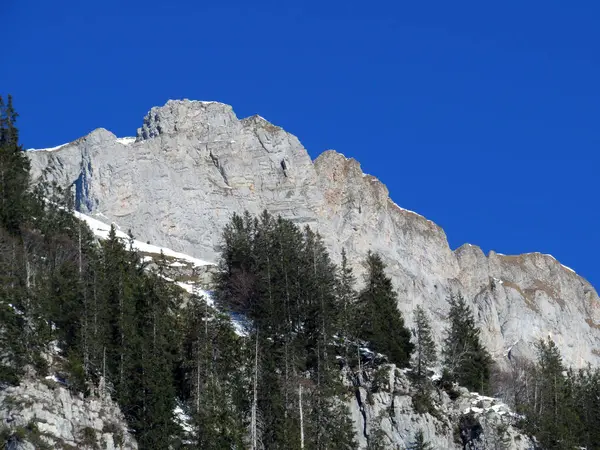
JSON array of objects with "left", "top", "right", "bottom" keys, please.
[{"left": 27, "top": 99, "right": 600, "bottom": 371}]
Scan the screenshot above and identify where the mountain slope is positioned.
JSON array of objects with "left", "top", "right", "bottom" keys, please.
[{"left": 27, "top": 99, "right": 600, "bottom": 369}]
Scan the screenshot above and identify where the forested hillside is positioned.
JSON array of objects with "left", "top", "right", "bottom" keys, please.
[{"left": 2, "top": 96, "right": 600, "bottom": 449}]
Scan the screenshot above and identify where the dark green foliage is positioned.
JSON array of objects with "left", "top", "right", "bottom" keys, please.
[
  {"left": 458, "top": 412, "right": 483, "bottom": 448},
  {"left": 179, "top": 295, "right": 247, "bottom": 449},
  {"left": 518, "top": 339, "right": 581, "bottom": 450},
  {"left": 411, "top": 389, "right": 437, "bottom": 417},
  {"left": 337, "top": 248, "right": 358, "bottom": 361},
  {"left": 407, "top": 429, "right": 433, "bottom": 450},
  {"left": 215, "top": 210, "right": 357, "bottom": 449},
  {"left": 8, "top": 99, "right": 600, "bottom": 450},
  {"left": 355, "top": 252, "right": 413, "bottom": 367},
  {"left": 411, "top": 305, "right": 437, "bottom": 383},
  {"left": 570, "top": 366, "right": 600, "bottom": 450},
  {"left": 442, "top": 294, "right": 492, "bottom": 394},
  {"left": 128, "top": 264, "right": 180, "bottom": 448},
  {"left": 0, "top": 95, "right": 30, "bottom": 234}
]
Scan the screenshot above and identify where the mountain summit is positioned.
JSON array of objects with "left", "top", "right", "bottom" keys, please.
[{"left": 27, "top": 99, "right": 600, "bottom": 369}]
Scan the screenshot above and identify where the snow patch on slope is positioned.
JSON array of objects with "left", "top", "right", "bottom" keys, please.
[
  {"left": 116, "top": 137, "right": 136, "bottom": 146},
  {"left": 542, "top": 253, "right": 577, "bottom": 274},
  {"left": 27, "top": 143, "right": 69, "bottom": 152},
  {"left": 73, "top": 211, "right": 213, "bottom": 267}
]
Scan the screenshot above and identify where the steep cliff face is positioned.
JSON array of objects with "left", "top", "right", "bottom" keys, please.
[
  {"left": 456, "top": 245, "right": 600, "bottom": 366},
  {"left": 27, "top": 99, "right": 600, "bottom": 370},
  {"left": 0, "top": 378, "right": 136, "bottom": 449},
  {"left": 347, "top": 364, "right": 533, "bottom": 449}
]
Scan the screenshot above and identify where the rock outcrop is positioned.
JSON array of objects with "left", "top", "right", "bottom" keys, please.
[
  {"left": 27, "top": 99, "right": 600, "bottom": 370},
  {"left": 0, "top": 378, "right": 136, "bottom": 449},
  {"left": 348, "top": 364, "right": 533, "bottom": 449}
]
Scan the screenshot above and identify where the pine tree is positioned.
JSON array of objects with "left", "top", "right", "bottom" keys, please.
[
  {"left": 131, "top": 263, "right": 179, "bottom": 449},
  {"left": 442, "top": 294, "right": 492, "bottom": 394},
  {"left": 0, "top": 95, "right": 30, "bottom": 234},
  {"left": 412, "top": 305, "right": 437, "bottom": 383},
  {"left": 99, "top": 225, "right": 141, "bottom": 403},
  {"left": 356, "top": 252, "right": 413, "bottom": 367},
  {"left": 215, "top": 211, "right": 358, "bottom": 449},
  {"left": 337, "top": 248, "right": 357, "bottom": 362},
  {"left": 523, "top": 338, "right": 579, "bottom": 450},
  {"left": 407, "top": 430, "right": 432, "bottom": 450}
]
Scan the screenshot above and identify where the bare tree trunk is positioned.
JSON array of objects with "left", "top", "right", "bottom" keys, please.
[
  {"left": 196, "top": 339, "right": 201, "bottom": 413},
  {"left": 299, "top": 384, "right": 304, "bottom": 450},
  {"left": 251, "top": 329, "right": 259, "bottom": 450},
  {"left": 78, "top": 220, "right": 83, "bottom": 275},
  {"left": 102, "top": 346, "right": 106, "bottom": 398},
  {"left": 119, "top": 280, "right": 124, "bottom": 391}
]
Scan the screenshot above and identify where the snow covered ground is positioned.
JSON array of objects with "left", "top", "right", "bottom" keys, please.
[
  {"left": 116, "top": 137, "right": 136, "bottom": 146},
  {"left": 74, "top": 210, "right": 250, "bottom": 337},
  {"left": 74, "top": 211, "right": 213, "bottom": 267},
  {"left": 27, "top": 142, "right": 69, "bottom": 152}
]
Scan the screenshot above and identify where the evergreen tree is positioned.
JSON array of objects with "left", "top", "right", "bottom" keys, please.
[
  {"left": 337, "top": 248, "right": 357, "bottom": 362},
  {"left": 100, "top": 225, "right": 140, "bottom": 399},
  {"left": 442, "top": 294, "right": 492, "bottom": 394},
  {"left": 0, "top": 229, "right": 27, "bottom": 383},
  {"left": 523, "top": 339, "right": 579, "bottom": 450},
  {"left": 130, "top": 262, "right": 179, "bottom": 449},
  {"left": 215, "top": 211, "right": 357, "bottom": 449},
  {"left": 411, "top": 305, "right": 437, "bottom": 383},
  {"left": 407, "top": 429, "right": 432, "bottom": 450},
  {"left": 572, "top": 366, "right": 600, "bottom": 450},
  {"left": 180, "top": 294, "right": 247, "bottom": 449},
  {"left": 356, "top": 252, "right": 413, "bottom": 367},
  {"left": 0, "top": 95, "right": 30, "bottom": 234}
]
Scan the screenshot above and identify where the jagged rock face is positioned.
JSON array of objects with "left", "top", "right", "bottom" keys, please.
[
  {"left": 348, "top": 364, "right": 534, "bottom": 449},
  {"left": 27, "top": 99, "right": 600, "bottom": 369},
  {"left": 0, "top": 378, "right": 136, "bottom": 449},
  {"left": 457, "top": 246, "right": 600, "bottom": 366}
]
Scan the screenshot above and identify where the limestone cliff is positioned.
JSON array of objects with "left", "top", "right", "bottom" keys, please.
[
  {"left": 348, "top": 363, "right": 533, "bottom": 449},
  {"left": 27, "top": 99, "right": 600, "bottom": 370},
  {"left": 0, "top": 378, "right": 136, "bottom": 449}
]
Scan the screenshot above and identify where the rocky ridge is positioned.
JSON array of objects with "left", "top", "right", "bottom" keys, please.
[
  {"left": 27, "top": 99, "right": 600, "bottom": 370},
  {"left": 348, "top": 363, "right": 533, "bottom": 449},
  {"left": 0, "top": 377, "right": 136, "bottom": 449}
]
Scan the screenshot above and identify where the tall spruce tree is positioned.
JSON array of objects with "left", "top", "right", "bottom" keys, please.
[
  {"left": 0, "top": 95, "right": 30, "bottom": 234},
  {"left": 337, "top": 248, "right": 357, "bottom": 362},
  {"left": 523, "top": 339, "right": 579, "bottom": 450},
  {"left": 570, "top": 366, "right": 600, "bottom": 450},
  {"left": 129, "top": 260, "right": 179, "bottom": 449},
  {"left": 180, "top": 294, "right": 247, "bottom": 449},
  {"left": 215, "top": 211, "right": 357, "bottom": 449},
  {"left": 442, "top": 294, "right": 492, "bottom": 394},
  {"left": 356, "top": 251, "right": 413, "bottom": 367},
  {"left": 412, "top": 305, "right": 437, "bottom": 383}
]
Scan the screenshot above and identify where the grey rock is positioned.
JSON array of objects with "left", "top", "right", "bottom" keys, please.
[
  {"left": 27, "top": 99, "right": 600, "bottom": 372},
  {"left": 347, "top": 364, "right": 534, "bottom": 449},
  {"left": 0, "top": 378, "right": 137, "bottom": 449}
]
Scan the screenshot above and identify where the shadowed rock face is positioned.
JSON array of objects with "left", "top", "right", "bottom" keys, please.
[{"left": 27, "top": 99, "right": 600, "bottom": 369}]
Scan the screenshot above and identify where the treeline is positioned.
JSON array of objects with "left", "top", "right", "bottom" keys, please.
[
  {"left": 0, "top": 96, "right": 493, "bottom": 449},
  {"left": 213, "top": 211, "right": 405, "bottom": 449},
  {"left": 0, "top": 96, "right": 237, "bottom": 448},
  {"left": 5, "top": 96, "right": 600, "bottom": 449},
  {"left": 214, "top": 211, "right": 497, "bottom": 449},
  {"left": 497, "top": 338, "right": 600, "bottom": 450}
]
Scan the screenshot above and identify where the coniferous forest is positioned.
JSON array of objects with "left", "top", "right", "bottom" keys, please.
[{"left": 2, "top": 96, "right": 600, "bottom": 449}]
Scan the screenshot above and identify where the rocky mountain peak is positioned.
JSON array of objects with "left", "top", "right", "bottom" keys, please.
[
  {"left": 240, "top": 113, "right": 282, "bottom": 131},
  {"left": 136, "top": 99, "right": 238, "bottom": 141},
  {"left": 27, "top": 99, "right": 600, "bottom": 370}
]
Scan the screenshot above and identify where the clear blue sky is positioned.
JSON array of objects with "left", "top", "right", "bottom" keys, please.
[{"left": 3, "top": 1, "right": 599, "bottom": 287}]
